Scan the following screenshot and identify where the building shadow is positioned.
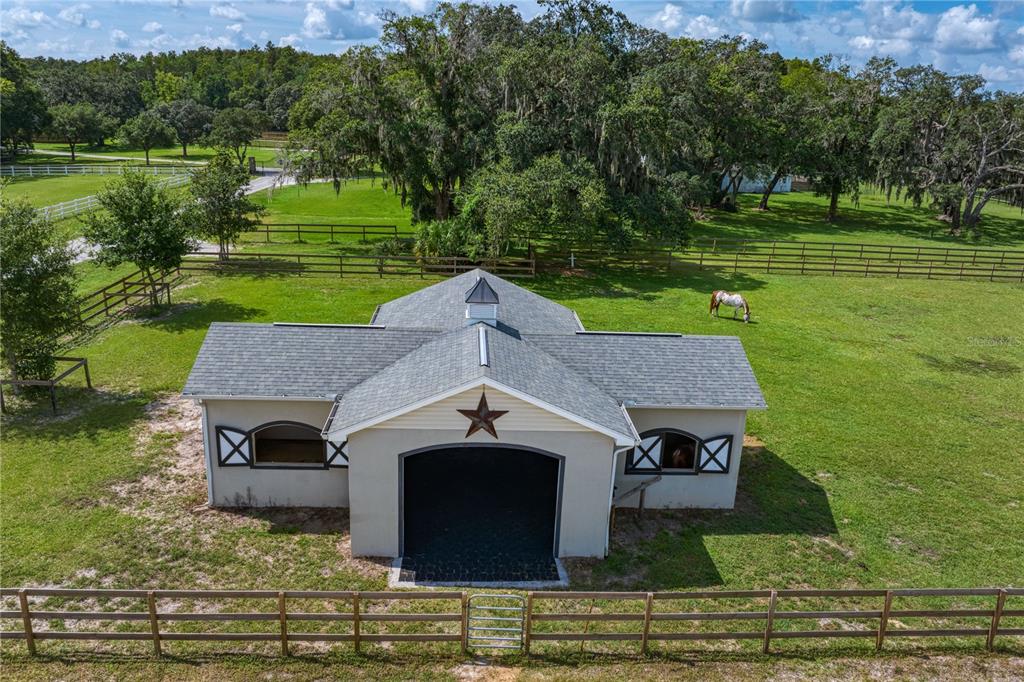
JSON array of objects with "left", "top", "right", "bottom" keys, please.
[
  {"left": 139, "top": 299, "right": 266, "bottom": 332},
  {"left": 574, "top": 443, "right": 837, "bottom": 590},
  {"left": 216, "top": 505, "right": 350, "bottom": 535}
]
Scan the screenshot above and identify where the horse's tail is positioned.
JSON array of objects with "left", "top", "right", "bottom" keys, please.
[{"left": 709, "top": 290, "right": 720, "bottom": 314}]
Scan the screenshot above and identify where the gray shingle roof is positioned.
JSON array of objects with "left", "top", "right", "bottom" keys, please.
[
  {"left": 182, "top": 323, "right": 438, "bottom": 399},
  {"left": 325, "top": 324, "right": 635, "bottom": 441},
  {"left": 522, "top": 333, "right": 766, "bottom": 409},
  {"left": 372, "top": 269, "right": 581, "bottom": 333},
  {"left": 183, "top": 270, "right": 764, "bottom": 432}
]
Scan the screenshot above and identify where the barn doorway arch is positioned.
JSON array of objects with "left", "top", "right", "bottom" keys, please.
[{"left": 399, "top": 444, "right": 563, "bottom": 583}]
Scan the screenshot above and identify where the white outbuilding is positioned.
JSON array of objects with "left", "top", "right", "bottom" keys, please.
[{"left": 183, "top": 270, "right": 765, "bottom": 583}]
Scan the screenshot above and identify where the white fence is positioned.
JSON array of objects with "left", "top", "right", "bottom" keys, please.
[
  {"left": 39, "top": 175, "right": 190, "bottom": 221},
  {"left": 2, "top": 164, "right": 190, "bottom": 177}
]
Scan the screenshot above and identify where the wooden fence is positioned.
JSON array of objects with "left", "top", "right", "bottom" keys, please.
[
  {"left": 0, "top": 357, "right": 91, "bottom": 414},
  {"left": 550, "top": 239, "right": 1024, "bottom": 283},
  {"left": 76, "top": 269, "right": 185, "bottom": 333},
  {"left": 1, "top": 587, "right": 1021, "bottom": 658},
  {"left": 178, "top": 251, "right": 536, "bottom": 278},
  {"left": 1, "top": 164, "right": 188, "bottom": 177},
  {"left": 244, "top": 223, "right": 403, "bottom": 243}
]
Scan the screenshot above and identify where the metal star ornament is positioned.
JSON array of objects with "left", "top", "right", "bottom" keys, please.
[{"left": 457, "top": 392, "right": 508, "bottom": 439}]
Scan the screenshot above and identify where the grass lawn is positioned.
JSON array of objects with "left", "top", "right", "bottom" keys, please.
[
  {"left": 1, "top": 174, "right": 118, "bottom": 208},
  {"left": 697, "top": 189, "right": 1024, "bottom": 248},
  {"left": 2, "top": 268, "right": 1022, "bottom": 668},
  {"left": 240, "top": 182, "right": 1023, "bottom": 255},
  {"left": 254, "top": 177, "right": 411, "bottom": 228},
  {"left": 33, "top": 141, "right": 284, "bottom": 166}
]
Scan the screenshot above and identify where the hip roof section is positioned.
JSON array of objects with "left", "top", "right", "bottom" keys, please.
[{"left": 372, "top": 268, "right": 582, "bottom": 334}]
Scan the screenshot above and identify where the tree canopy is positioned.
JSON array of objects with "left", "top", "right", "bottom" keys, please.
[
  {"left": 0, "top": 198, "right": 80, "bottom": 381},
  {"left": 4, "top": 2, "right": 1022, "bottom": 242}
]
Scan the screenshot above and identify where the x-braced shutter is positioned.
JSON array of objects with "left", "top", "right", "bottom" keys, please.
[
  {"left": 697, "top": 435, "right": 732, "bottom": 473},
  {"left": 326, "top": 440, "right": 348, "bottom": 468},
  {"left": 628, "top": 434, "right": 663, "bottom": 472},
  {"left": 216, "top": 426, "right": 251, "bottom": 466}
]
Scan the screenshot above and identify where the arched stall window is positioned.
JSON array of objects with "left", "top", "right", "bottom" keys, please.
[
  {"left": 625, "top": 429, "right": 733, "bottom": 475},
  {"left": 214, "top": 422, "right": 348, "bottom": 469},
  {"left": 251, "top": 422, "right": 326, "bottom": 467}
]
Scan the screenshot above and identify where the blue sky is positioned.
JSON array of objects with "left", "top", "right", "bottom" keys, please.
[{"left": 3, "top": 1, "right": 1024, "bottom": 90}]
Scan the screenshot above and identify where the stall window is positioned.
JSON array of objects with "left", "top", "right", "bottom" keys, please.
[
  {"left": 625, "top": 429, "right": 700, "bottom": 474},
  {"left": 251, "top": 422, "right": 324, "bottom": 467}
]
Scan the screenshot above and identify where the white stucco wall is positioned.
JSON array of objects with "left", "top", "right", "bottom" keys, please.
[
  {"left": 201, "top": 398, "right": 349, "bottom": 508},
  {"left": 345, "top": 387, "right": 618, "bottom": 559},
  {"left": 617, "top": 407, "right": 747, "bottom": 509}
]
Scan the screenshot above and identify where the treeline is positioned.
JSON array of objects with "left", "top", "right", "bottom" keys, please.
[
  {"left": 2, "top": 0, "right": 1023, "bottom": 254},
  {"left": 284, "top": 1, "right": 1022, "bottom": 254}
]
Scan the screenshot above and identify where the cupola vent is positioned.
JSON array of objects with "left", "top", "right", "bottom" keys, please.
[{"left": 465, "top": 276, "right": 499, "bottom": 326}]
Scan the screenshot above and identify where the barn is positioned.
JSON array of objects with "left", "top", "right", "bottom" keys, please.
[{"left": 183, "top": 270, "right": 765, "bottom": 584}]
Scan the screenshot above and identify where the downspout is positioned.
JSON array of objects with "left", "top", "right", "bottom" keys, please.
[
  {"left": 199, "top": 399, "right": 215, "bottom": 506},
  {"left": 606, "top": 444, "right": 634, "bottom": 557}
]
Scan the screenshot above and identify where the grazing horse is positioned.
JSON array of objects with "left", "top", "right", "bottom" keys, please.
[{"left": 710, "top": 290, "right": 751, "bottom": 323}]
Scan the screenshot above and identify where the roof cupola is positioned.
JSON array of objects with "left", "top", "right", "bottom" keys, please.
[{"left": 465, "top": 276, "right": 499, "bottom": 327}]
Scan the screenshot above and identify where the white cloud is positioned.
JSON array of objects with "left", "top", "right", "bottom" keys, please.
[
  {"left": 142, "top": 21, "right": 163, "bottom": 33},
  {"left": 685, "top": 15, "right": 722, "bottom": 40},
  {"left": 935, "top": 4, "right": 999, "bottom": 52},
  {"left": 848, "top": 35, "right": 914, "bottom": 56},
  {"left": 978, "top": 62, "right": 1017, "bottom": 82},
  {"left": 302, "top": 2, "right": 332, "bottom": 38},
  {"left": 57, "top": 4, "right": 92, "bottom": 27},
  {"left": 1011, "top": 45, "right": 1024, "bottom": 64},
  {"left": 87, "top": 19, "right": 101, "bottom": 29},
  {"left": 210, "top": 3, "right": 246, "bottom": 21},
  {"left": 226, "top": 23, "right": 243, "bottom": 33},
  {"left": 278, "top": 33, "right": 303, "bottom": 47},
  {"left": 400, "top": 0, "right": 431, "bottom": 12},
  {"left": 730, "top": 0, "right": 800, "bottom": 23},
  {"left": 857, "top": 1, "right": 931, "bottom": 42},
  {"left": 296, "top": 1, "right": 381, "bottom": 41},
  {"left": 647, "top": 4, "right": 684, "bottom": 34},
  {"left": 2, "top": 7, "right": 53, "bottom": 28},
  {"left": 110, "top": 28, "right": 131, "bottom": 47}
]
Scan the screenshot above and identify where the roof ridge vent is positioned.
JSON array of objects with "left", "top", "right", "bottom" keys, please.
[{"left": 478, "top": 325, "right": 489, "bottom": 367}]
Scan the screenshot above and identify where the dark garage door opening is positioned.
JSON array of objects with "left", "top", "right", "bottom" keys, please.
[{"left": 401, "top": 446, "right": 561, "bottom": 583}]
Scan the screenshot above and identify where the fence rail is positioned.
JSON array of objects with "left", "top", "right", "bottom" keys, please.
[
  {"left": 39, "top": 175, "right": 189, "bottom": 221},
  {"left": 2, "top": 164, "right": 189, "bottom": 177},
  {"left": 688, "top": 238, "right": 1024, "bottom": 266},
  {"left": 1, "top": 587, "right": 1021, "bottom": 658},
  {"left": 551, "top": 240, "right": 1024, "bottom": 283},
  {"left": 179, "top": 251, "right": 536, "bottom": 278},
  {"left": 76, "top": 269, "right": 185, "bottom": 333},
  {"left": 245, "top": 223, "right": 404, "bottom": 243}
]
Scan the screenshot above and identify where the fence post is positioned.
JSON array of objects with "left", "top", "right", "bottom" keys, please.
[
  {"left": 147, "top": 591, "right": 161, "bottom": 657},
  {"left": 762, "top": 590, "right": 777, "bottom": 654},
  {"left": 524, "top": 592, "right": 534, "bottom": 656},
  {"left": 460, "top": 592, "right": 469, "bottom": 655},
  {"left": 353, "top": 592, "right": 361, "bottom": 654},
  {"left": 876, "top": 590, "right": 893, "bottom": 651},
  {"left": 330, "top": 224, "right": 335, "bottom": 243},
  {"left": 641, "top": 592, "right": 654, "bottom": 655},
  {"left": 18, "top": 589, "right": 35, "bottom": 655},
  {"left": 278, "top": 592, "right": 289, "bottom": 656},
  {"left": 987, "top": 589, "right": 1006, "bottom": 652}
]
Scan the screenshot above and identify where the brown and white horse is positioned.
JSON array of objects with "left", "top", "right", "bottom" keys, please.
[{"left": 710, "top": 290, "right": 750, "bottom": 323}]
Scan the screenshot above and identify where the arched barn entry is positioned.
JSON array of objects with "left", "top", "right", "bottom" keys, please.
[{"left": 400, "top": 445, "right": 562, "bottom": 583}]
